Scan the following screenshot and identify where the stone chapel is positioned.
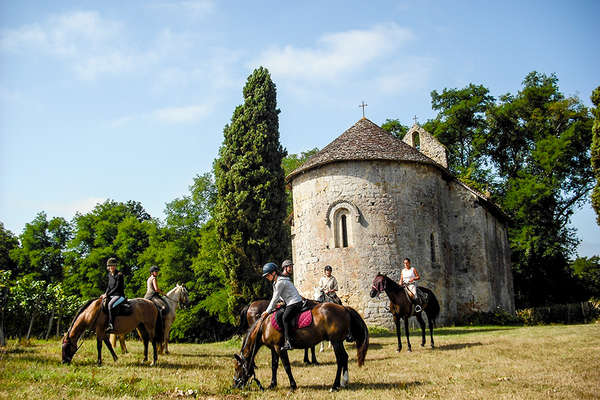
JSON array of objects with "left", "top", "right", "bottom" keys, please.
[{"left": 286, "top": 118, "right": 514, "bottom": 326}]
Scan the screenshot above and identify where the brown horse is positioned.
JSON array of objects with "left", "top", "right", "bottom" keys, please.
[
  {"left": 61, "top": 298, "right": 163, "bottom": 365},
  {"left": 233, "top": 302, "right": 368, "bottom": 392},
  {"left": 239, "top": 299, "right": 318, "bottom": 365},
  {"left": 370, "top": 273, "right": 440, "bottom": 352}
]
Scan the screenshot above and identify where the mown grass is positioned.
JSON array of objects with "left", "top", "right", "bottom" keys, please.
[{"left": 1, "top": 324, "right": 599, "bottom": 399}]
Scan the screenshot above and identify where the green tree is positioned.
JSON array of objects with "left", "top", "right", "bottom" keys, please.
[
  {"left": 0, "top": 222, "right": 19, "bottom": 274},
  {"left": 214, "top": 67, "right": 288, "bottom": 318},
  {"left": 0, "top": 270, "right": 11, "bottom": 346},
  {"left": 64, "top": 200, "right": 153, "bottom": 298},
  {"left": 381, "top": 119, "right": 409, "bottom": 138},
  {"left": 570, "top": 256, "right": 600, "bottom": 298},
  {"left": 10, "top": 212, "right": 71, "bottom": 282},
  {"left": 482, "top": 72, "right": 594, "bottom": 306},
  {"left": 9, "top": 276, "right": 49, "bottom": 339},
  {"left": 591, "top": 86, "right": 600, "bottom": 225},
  {"left": 282, "top": 148, "right": 320, "bottom": 216}
]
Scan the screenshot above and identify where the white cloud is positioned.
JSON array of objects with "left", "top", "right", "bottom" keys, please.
[
  {"left": 154, "top": 104, "right": 212, "bottom": 123},
  {"left": 150, "top": 0, "right": 215, "bottom": 16},
  {"left": 254, "top": 23, "right": 414, "bottom": 82},
  {"left": 375, "top": 56, "right": 435, "bottom": 93}
]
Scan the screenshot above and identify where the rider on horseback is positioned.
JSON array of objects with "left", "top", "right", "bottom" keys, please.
[
  {"left": 400, "top": 258, "right": 423, "bottom": 313},
  {"left": 101, "top": 257, "right": 125, "bottom": 332},
  {"left": 144, "top": 266, "right": 169, "bottom": 314},
  {"left": 261, "top": 261, "right": 303, "bottom": 351},
  {"left": 318, "top": 265, "right": 342, "bottom": 305}
]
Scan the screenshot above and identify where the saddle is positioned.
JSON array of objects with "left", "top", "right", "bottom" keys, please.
[
  {"left": 101, "top": 297, "right": 133, "bottom": 316},
  {"left": 271, "top": 300, "right": 314, "bottom": 332}
]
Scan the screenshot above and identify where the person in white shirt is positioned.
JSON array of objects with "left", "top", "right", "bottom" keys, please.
[
  {"left": 318, "top": 265, "right": 342, "bottom": 305},
  {"left": 400, "top": 258, "right": 422, "bottom": 312}
]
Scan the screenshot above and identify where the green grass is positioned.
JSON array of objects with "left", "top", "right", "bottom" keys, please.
[{"left": 1, "top": 324, "right": 599, "bottom": 399}]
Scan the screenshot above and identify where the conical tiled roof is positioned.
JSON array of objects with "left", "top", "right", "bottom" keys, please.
[{"left": 286, "top": 118, "right": 445, "bottom": 182}]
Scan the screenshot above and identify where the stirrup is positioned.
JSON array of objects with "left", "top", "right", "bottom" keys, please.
[
  {"left": 281, "top": 340, "right": 293, "bottom": 351},
  {"left": 105, "top": 323, "right": 114, "bottom": 332},
  {"left": 414, "top": 305, "right": 422, "bottom": 313}
]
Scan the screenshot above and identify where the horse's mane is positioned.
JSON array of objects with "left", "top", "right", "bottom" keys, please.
[
  {"left": 381, "top": 274, "right": 402, "bottom": 292},
  {"left": 66, "top": 298, "right": 97, "bottom": 337}
]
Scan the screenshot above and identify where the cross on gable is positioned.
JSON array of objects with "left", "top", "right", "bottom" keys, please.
[
  {"left": 413, "top": 115, "right": 418, "bottom": 124},
  {"left": 359, "top": 101, "right": 368, "bottom": 118}
]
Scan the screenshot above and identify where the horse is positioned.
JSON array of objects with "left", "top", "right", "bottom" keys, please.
[
  {"left": 370, "top": 273, "right": 440, "bottom": 352},
  {"left": 61, "top": 297, "right": 163, "bottom": 366},
  {"left": 239, "top": 299, "right": 319, "bottom": 364},
  {"left": 233, "top": 302, "right": 369, "bottom": 392},
  {"left": 111, "top": 284, "right": 189, "bottom": 354}
]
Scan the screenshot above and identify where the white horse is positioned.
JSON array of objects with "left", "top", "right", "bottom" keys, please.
[{"left": 110, "top": 284, "right": 189, "bottom": 354}]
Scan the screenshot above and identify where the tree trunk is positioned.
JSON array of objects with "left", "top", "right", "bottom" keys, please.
[
  {"left": 56, "top": 317, "right": 61, "bottom": 338},
  {"left": 26, "top": 313, "right": 35, "bottom": 340},
  {"left": 0, "top": 309, "right": 5, "bottom": 347},
  {"left": 45, "top": 311, "right": 55, "bottom": 340}
]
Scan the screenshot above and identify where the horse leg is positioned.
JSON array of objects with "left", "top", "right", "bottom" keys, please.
[
  {"left": 311, "top": 345, "right": 318, "bottom": 364},
  {"left": 393, "top": 313, "right": 402, "bottom": 352},
  {"left": 151, "top": 335, "right": 158, "bottom": 366},
  {"left": 303, "top": 347, "right": 310, "bottom": 364},
  {"left": 428, "top": 312, "right": 435, "bottom": 349},
  {"left": 138, "top": 324, "right": 149, "bottom": 363},
  {"left": 269, "top": 348, "right": 279, "bottom": 389},
  {"left": 319, "top": 341, "right": 324, "bottom": 352},
  {"left": 416, "top": 312, "right": 426, "bottom": 347},
  {"left": 278, "top": 349, "right": 297, "bottom": 391},
  {"left": 119, "top": 334, "right": 128, "bottom": 354},
  {"left": 331, "top": 341, "right": 349, "bottom": 391},
  {"left": 96, "top": 337, "right": 103, "bottom": 366},
  {"left": 404, "top": 317, "right": 412, "bottom": 352},
  {"left": 103, "top": 336, "right": 118, "bottom": 362}
]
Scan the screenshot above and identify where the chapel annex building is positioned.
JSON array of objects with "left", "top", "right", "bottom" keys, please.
[{"left": 286, "top": 118, "right": 514, "bottom": 326}]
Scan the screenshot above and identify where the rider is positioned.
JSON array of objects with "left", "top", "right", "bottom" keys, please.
[
  {"left": 261, "top": 262, "right": 303, "bottom": 351},
  {"left": 318, "top": 265, "right": 342, "bottom": 304},
  {"left": 144, "top": 265, "right": 169, "bottom": 314},
  {"left": 400, "top": 257, "right": 422, "bottom": 312},
  {"left": 101, "top": 257, "right": 125, "bottom": 332}
]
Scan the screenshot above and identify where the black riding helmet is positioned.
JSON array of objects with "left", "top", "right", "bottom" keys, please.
[
  {"left": 150, "top": 265, "right": 160, "bottom": 273},
  {"left": 324, "top": 265, "right": 332, "bottom": 272}
]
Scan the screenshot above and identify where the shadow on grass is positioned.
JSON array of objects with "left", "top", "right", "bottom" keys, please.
[
  {"left": 300, "top": 380, "right": 425, "bottom": 391},
  {"left": 434, "top": 327, "right": 515, "bottom": 336},
  {"left": 433, "top": 342, "right": 483, "bottom": 351}
]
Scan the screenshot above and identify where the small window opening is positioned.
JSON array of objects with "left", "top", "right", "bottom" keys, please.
[
  {"left": 430, "top": 233, "right": 436, "bottom": 262},
  {"left": 341, "top": 215, "right": 348, "bottom": 248},
  {"left": 413, "top": 132, "right": 420, "bottom": 151}
]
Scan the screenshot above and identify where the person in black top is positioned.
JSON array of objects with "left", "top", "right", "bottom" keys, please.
[{"left": 100, "top": 257, "right": 125, "bottom": 332}]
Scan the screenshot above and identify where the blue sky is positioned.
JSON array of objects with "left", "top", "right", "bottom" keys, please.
[{"left": 1, "top": 1, "right": 599, "bottom": 256}]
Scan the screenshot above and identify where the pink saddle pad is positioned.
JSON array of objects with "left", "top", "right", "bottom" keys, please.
[{"left": 271, "top": 309, "right": 313, "bottom": 331}]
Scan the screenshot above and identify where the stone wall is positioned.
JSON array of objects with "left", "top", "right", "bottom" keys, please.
[{"left": 290, "top": 159, "right": 514, "bottom": 328}]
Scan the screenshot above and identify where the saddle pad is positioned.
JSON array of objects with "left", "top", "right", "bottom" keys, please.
[{"left": 271, "top": 309, "right": 313, "bottom": 331}]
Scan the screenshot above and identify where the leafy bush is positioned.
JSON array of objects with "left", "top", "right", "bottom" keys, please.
[
  {"left": 517, "top": 300, "right": 600, "bottom": 325},
  {"left": 455, "top": 306, "right": 523, "bottom": 326}
]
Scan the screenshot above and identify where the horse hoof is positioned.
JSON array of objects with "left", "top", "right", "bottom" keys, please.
[
  {"left": 407, "top": 348, "right": 412, "bottom": 352},
  {"left": 421, "top": 343, "right": 425, "bottom": 347},
  {"left": 330, "top": 387, "right": 339, "bottom": 392},
  {"left": 268, "top": 383, "right": 277, "bottom": 390},
  {"left": 396, "top": 349, "right": 401, "bottom": 353}
]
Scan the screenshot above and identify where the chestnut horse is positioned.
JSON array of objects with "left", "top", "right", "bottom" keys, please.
[
  {"left": 233, "top": 302, "right": 368, "bottom": 392},
  {"left": 61, "top": 297, "right": 163, "bottom": 365},
  {"left": 370, "top": 273, "right": 440, "bottom": 352},
  {"left": 239, "top": 299, "right": 318, "bottom": 364}
]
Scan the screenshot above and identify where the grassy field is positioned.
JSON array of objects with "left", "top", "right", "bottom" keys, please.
[{"left": 1, "top": 324, "right": 599, "bottom": 399}]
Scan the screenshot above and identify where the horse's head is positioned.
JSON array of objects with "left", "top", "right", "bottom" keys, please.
[
  {"left": 232, "top": 352, "right": 255, "bottom": 388},
  {"left": 61, "top": 333, "right": 77, "bottom": 364},
  {"left": 176, "top": 284, "right": 189, "bottom": 306},
  {"left": 370, "top": 273, "right": 386, "bottom": 298}
]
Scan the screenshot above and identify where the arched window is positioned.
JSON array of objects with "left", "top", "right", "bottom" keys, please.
[{"left": 326, "top": 200, "right": 360, "bottom": 249}]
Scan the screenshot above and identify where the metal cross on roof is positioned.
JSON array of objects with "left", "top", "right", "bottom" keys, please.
[
  {"left": 359, "top": 101, "right": 368, "bottom": 118},
  {"left": 413, "top": 115, "right": 418, "bottom": 124}
]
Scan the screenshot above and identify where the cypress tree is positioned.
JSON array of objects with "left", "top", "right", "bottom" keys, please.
[
  {"left": 214, "top": 67, "right": 288, "bottom": 318},
  {"left": 591, "top": 86, "right": 600, "bottom": 225}
]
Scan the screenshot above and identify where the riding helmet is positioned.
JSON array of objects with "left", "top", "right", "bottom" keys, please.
[
  {"left": 150, "top": 265, "right": 160, "bottom": 273},
  {"left": 106, "top": 257, "right": 118, "bottom": 266},
  {"left": 262, "top": 262, "right": 279, "bottom": 277},
  {"left": 324, "top": 265, "right": 332, "bottom": 272},
  {"left": 281, "top": 259, "right": 293, "bottom": 268}
]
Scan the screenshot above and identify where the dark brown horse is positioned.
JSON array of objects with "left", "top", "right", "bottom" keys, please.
[
  {"left": 370, "top": 273, "right": 440, "bottom": 352},
  {"left": 61, "top": 298, "right": 163, "bottom": 365},
  {"left": 239, "top": 299, "right": 318, "bottom": 364},
  {"left": 233, "top": 302, "right": 368, "bottom": 392}
]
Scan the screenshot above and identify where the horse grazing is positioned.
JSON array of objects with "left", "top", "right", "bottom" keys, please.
[
  {"left": 234, "top": 302, "right": 369, "bottom": 392},
  {"left": 370, "top": 273, "right": 440, "bottom": 352},
  {"left": 61, "top": 297, "right": 163, "bottom": 366},
  {"left": 239, "top": 300, "right": 319, "bottom": 364},
  {"left": 111, "top": 284, "right": 189, "bottom": 355}
]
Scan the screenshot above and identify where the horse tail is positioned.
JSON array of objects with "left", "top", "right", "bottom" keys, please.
[
  {"left": 346, "top": 307, "right": 369, "bottom": 367},
  {"left": 154, "top": 307, "right": 164, "bottom": 344},
  {"left": 239, "top": 303, "right": 250, "bottom": 334},
  {"left": 421, "top": 287, "right": 440, "bottom": 326}
]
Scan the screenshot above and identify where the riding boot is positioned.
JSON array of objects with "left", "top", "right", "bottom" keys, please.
[
  {"left": 106, "top": 309, "right": 115, "bottom": 332},
  {"left": 281, "top": 337, "right": 293, "bottom": 351}
]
